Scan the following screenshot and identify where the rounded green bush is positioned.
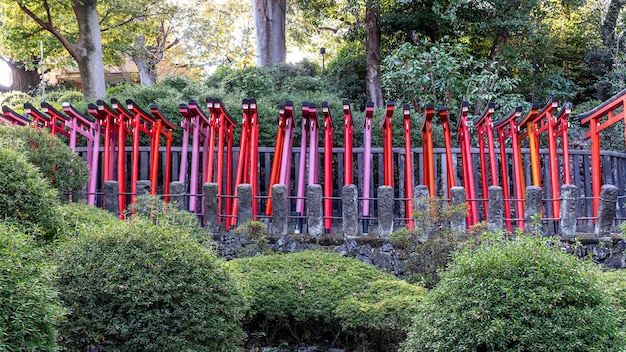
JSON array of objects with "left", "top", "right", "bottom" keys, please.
[
  {"left": 0, "top": 145, "right": 60, "bottom": 239},
  {"left": 0, "top": 224, "right": 64, "bottom": 351},
  {"left": 54, "top": 218, "right": 247, "bottom": 351},
  {"left": 56, "top": 202, "right": 119, "bottom": 241},
  {"left": 229, "top": 250, "right": 418, "bottom": 347},
  {"left": 402, "top": 235, "right": 625, "bottom": 352},
  {"left": 336, "top": 279, "right": 426, "bottom": 348},
  {"left": 0, "top": 125, "right": 88, "bottom": 202}
]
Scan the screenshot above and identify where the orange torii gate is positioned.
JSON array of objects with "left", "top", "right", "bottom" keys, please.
[
  {"left": 518, "top": 97, "right": 569, "bottom": 220},
  {"left": 2, "top": 106, "right": 30, "bottom": 125},
  {"left": 473, "top": 102, "right": 498, "bottom": 220},
  {"left": 421, "top": 104, "right": 435, "bottom": 196},
  {"left": 343, "top": 100, "right": 354, "bottom": 186},
  {"left": 402, "top": 104, "right": 414, "bottom": 230},
  {"left": 579, "top": 88, "right": 626, "bottom": 216},
  {"left": 458, "top": 101, "right": 479, "bottom": 225},
  {"left": 322, "top": 102, "right": 335, "bottom": 234},
  {"left": 24, "top": 102, "right": 67, "bottom": 137},
  {"left": 493, "top": 106, "right": 524, "bottom": 231}
]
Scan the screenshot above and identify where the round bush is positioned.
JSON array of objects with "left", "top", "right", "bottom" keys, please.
[
  {"left": 54, "top": 218, "right": 246, "bottom": 351},
  {"left": 336, "top": 279, "right": 426, "bottom": 348},
  {"left": 229, "top": 251, "right": 417, "bottom": 347},
  {"left": 56, "top": 202, "right": 119, "bottom": 241},
  {"left": 0, "top": 146, "right": 60, "bottom": 239},
  {"left": 0, "top": 224, "right": 64, "bottom": 351},
  {"left": 402, "top": 235, "right": 625, "bottom": 352},
  {"left": 0, "top": 125, "right": 88, "bottom": 202}
]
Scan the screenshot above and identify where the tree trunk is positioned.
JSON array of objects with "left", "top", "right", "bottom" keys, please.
[
  {"left": 253, "top": 0, "right": 286, "bottom": 67},
  {"left": 602, "top": 0, "right": 625, "bottom": 48},
  {"left": 132, "top": 34, "right": 156, "bottom": 86},
  {"left": 71, "top": 0, "right": 106, "bottom": 99},
  {"left": 365, "top": 0, "right": 384, "bottom": 107},
  {"left": 0, "top": 60, "right": 40, "bottom": 93}
]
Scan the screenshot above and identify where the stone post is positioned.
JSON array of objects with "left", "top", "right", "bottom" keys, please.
[
  {"left": 342, "top": 185, "right": 359, "bottom": 238},
  {"left": 169, "top": 181, "right": 185, "bottom": 209},
  {"left": 450, "top": 186, "right": 467, "bottom": 238},
  {"left": 104, "top": 181, "right": 119, "bottom": 215},
  {"left": 559, "top": 184, "right": 579, "bottom": 241},
  {"left": 307, "top": 184, "right": 324, "bottom": 237},
  {"left": 488, "top": 186, "right": 504, "bottom": 233},
  {"left": 136, "top": 180, "right": 151, "bottom": 197},
  {"left": 237, "top": 184, "right": 253, "bottom": 226},
  {"left": 413, "top": 185, "right": 431, "bottom": 239},
  {"left": 378, "top": 186, "right": 394, "bottom": 239},
  {"left": 524, "top": 186, "right": 543, "bottom": 234},
  {"left": 271, "top": 184, "right": 288, "bottom": 237},
  {"left": 594, "top": 184, "right": 618, "bottom": 239},
  {"left": 203, "top": 183, "right": 219, "bottom": 230}
]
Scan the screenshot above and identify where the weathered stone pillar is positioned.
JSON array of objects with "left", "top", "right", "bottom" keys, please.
[
  {"left": 237, "top": 184, "right": 253, "bottom": 226},
  {"left": 559, "top": 184, "right": 579, "bottom": 241},
  {"left": 413, "top": 185, "right": 431, "bottom": 239},
  {"left": 450, "top": 186, "right": 467, "bottom": 238},
  {"left": 594, "top": 184, "right": 618, "bottom": 239},
  {"left": 524, "top": 186, "right": 543, "bottom": 234},
  {"left": 271, "top": 184, "right": 288, "bottom": 236},
  {"left": 378, "top": 186, "right": 394, "bottom": 239},
  {"left": 136, "top": 180, "right": 151, "bottom": 197},
  {"left": 104, "top": 181, "right": 119, "bottom": 215},
  {"left": 203, "top": 182, "right": 219, "bottom": 230},
  {"left": 488, "top": 186, "right": 504, "bottom": 233},
  {"left": 342, "top": 185, "right": 359, "bottom": 238},
  {"left": 307, "top": 184, "right": 324, "bottom": 237},
  {"left": 169, "top": 181, "right": 185, "bottom": 209}
]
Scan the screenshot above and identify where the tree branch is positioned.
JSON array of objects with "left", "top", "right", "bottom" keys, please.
[{"left": 18, "top": 2, "right": 77, "bottom": 57}]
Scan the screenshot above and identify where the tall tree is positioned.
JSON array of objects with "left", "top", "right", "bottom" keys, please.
[
  {"left": 0, "top": 58, "right": 39, "bottom": 93},
  {"left": 10, "top": 0, "right": 106, "bottom": 98},
  {"left": 365, "top": 0, "right": 383, "bottom": 106},
  {"left": 253, "top": 0, "right": 286, "bottom": 66}
]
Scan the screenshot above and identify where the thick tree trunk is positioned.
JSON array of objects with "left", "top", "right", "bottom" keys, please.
[
  {"left": 253, "top": 0, "right": 286, "bottom": 67},
  {"left": 0, "top": 60, "right": 40, "bottom": 93},
  {"left": 365, "top": 0, "right": 384, "bottom": 107},
  {"left": 71, "top": 0, "right": 106, "bottom": 99},
  {"left": 602, "top": 0, "right": 625, "bottom": 48}
]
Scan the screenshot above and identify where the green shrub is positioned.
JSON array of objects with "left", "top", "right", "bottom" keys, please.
[
  {"left": 0, "top": 125, "right": 89, "bottom": 202},
  {"left": 56, "top": 202, "right": 119, "bottom": 241},
  {"left": 0, "top": 224, "right": 65, "bottom": 351},
  {"left": 335, "top": 279, "right": 426, "bottom": 349},
  {"left": 129, "top": 194, "right": 209, "bottom": 242},
  {"left": 54, "top": 217, "right": 246, "bottom": 351},
  {"left": 402, "top": 235, "right": 625, "bottom": 352},
  {"left": 0, "top": 145, "right": 60, "bottom": 239},
  {"left": 229, "top": 250, "right": 417, "bottom": 348}
]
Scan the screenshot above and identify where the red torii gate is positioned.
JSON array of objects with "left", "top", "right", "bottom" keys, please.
[
  {"left": 343, "top": 99, "right": 354, "bottom": 186},
  {"left": 438, "top": 106, "right": 457, "bottom": 198},
  {"left": 380, "top": 101, "right": 395, "bottom": 187},
  {"left": 458, "top": 101, "right": 479, "bottom": 225},
  {"left": 322, "top": 102, "right": 334, "bottom": 234},
  {"left": 206, "top": 98, "right": 236, "bottom": 228},
  {"left": 1, "top": 106, "right": 30, "bottom": 125},
  {"left": 493, "top": 106, "right": 524, "bottom": 231},
  {"left": 474, "top": 102, "right": 498, "bottom": 220},
  {"left": 421, "top": 104, "right": 435, "bottom": 196},
  {"left": 579, "top": 88, "right": 626, "bottom": 216},
  {"left": 402, "top": 104, "right": 414, "bottom": 230},
  {"left": 264, "top": 102, "right": 288, "bottom": 219}
]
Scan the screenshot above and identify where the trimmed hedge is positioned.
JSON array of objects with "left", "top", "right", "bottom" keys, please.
[
  {"left": 402, "top": 235, "right": 625, "bottom": 352},
  {"left": 54, "top": 217, "right": 247, "bottom": 351},
  {"left": 0, "top": 145, "right": 60, "bottom": 239},
  {"left": 0, "top": 224, "right": 64, "bottom": 351},
  {"left": 230, "top": 250, "right": 426, "bottom": 348}
]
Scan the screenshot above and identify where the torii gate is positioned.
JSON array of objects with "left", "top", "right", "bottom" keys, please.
[
  {"left": 579, "top": 88, "right": 626, "bottom": 216},
  {"left": 458, "top": 101, "right": 479, "bottom": 225},
  {"left": 1, "top": 106, "right": 30, "bottom": 125}
]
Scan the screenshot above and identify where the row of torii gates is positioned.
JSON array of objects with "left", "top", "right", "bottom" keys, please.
[{"left": 2, "top": 88, "right": 626, "bottom": 233}]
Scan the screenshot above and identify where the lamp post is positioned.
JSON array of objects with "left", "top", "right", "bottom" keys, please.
[{"left": 320, "top": 47, "right": 326, "bottom": 71}]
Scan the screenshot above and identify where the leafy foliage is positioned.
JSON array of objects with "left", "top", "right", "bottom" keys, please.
[
  {"left": 0, "top": 224, "right": 64, "bottom": 351},
  {"left": 335, "top": 279, "right": 426, "bottom": 349},
  {"left": 0, "top": 143, "right": 60, "bottom": 240},
  {"left": 54, "top": 217, "right": 247, "bottom": 351},
  {"left": 402, "top": 235, "right": 625, "bottom": 352},
  {"left": 55, "top": 202, "right": 119, "bottom": 242},
  {"left": 229, "top": 250, "right": 420, "bottom": 348},
  {"left": 0, "top": 125, "right": 89, "bottom": 202}
]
